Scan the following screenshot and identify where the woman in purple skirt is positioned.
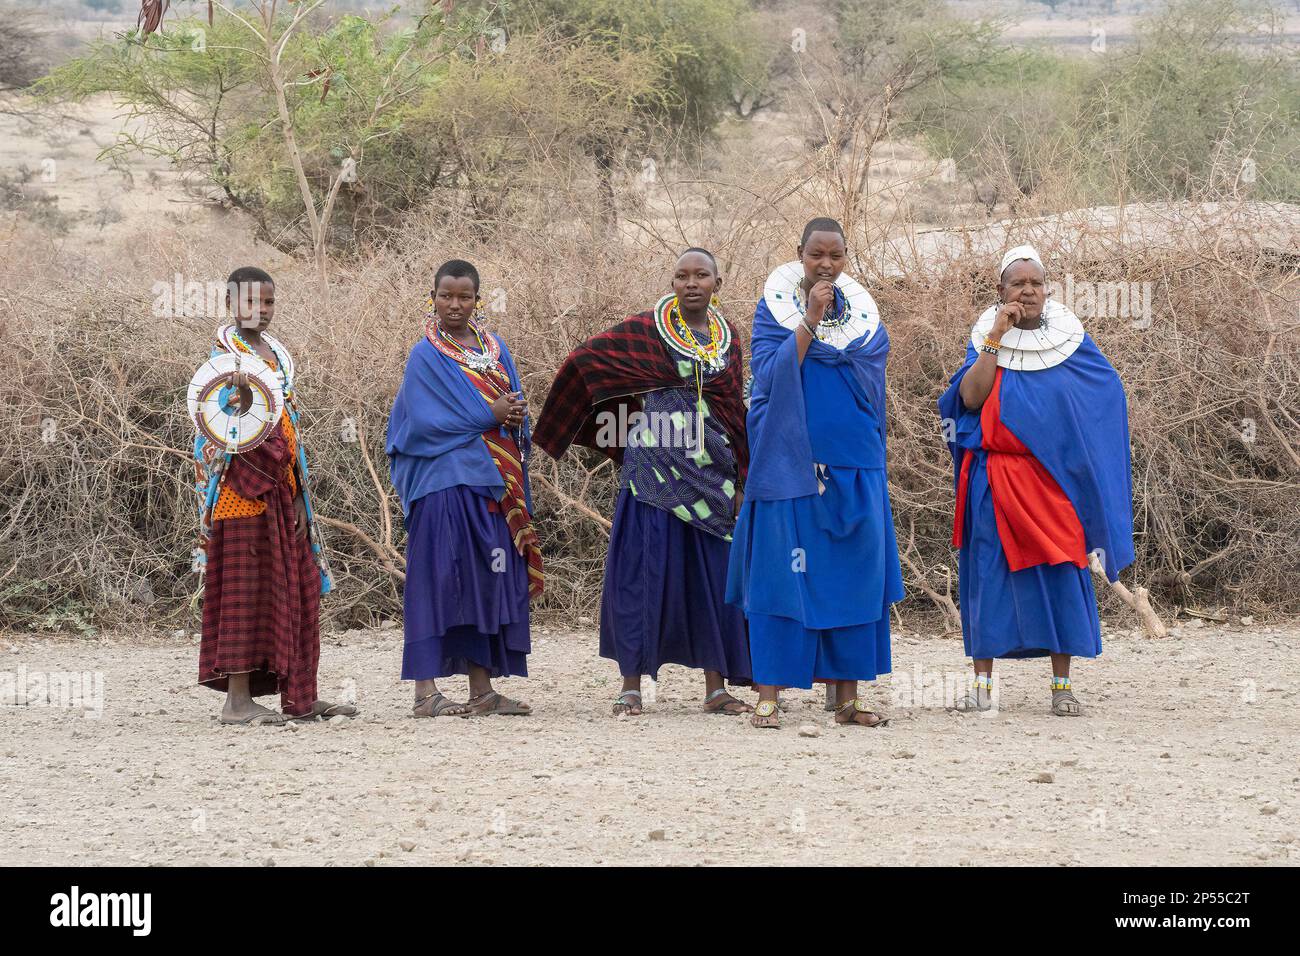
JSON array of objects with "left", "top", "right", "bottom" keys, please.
[
  {"left": 534, "top": 249, "right": 752, "bottom": 717},
  {"left": 387, "top": 260, "right": 543, "bottom": 717}
]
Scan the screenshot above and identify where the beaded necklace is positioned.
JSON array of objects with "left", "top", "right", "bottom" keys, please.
[
  {"left": 792, "top": 282, "right": 849, "bottom": 334},
  {"left": 653, "top": 293, "right": 729, "bottom": 374},
  {"left": 652, "top": 294, "right": 731, "bottom": 456},
  {"left": 423, "top": 300, "right": 510, "bottom": 392},
  {"left": 229, "top": 327, "right": 292, "bottom": 399}
]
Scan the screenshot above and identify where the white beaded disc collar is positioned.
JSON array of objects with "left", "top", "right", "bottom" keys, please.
[
  {"left": 763, "top": 261, "right": 880, "bottom": 350},
  {"left": 217, "top": 323, "right": 296, "bottom": 393},
  {"left": 971, "top": 298, "right": 1085, "bottom": 371}
]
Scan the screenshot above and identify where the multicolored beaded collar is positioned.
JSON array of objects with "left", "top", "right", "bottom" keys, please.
[
  {"left": 653, "top": 293, "right": 731, "bottom": 374},
  {"left": 217, "top": 324, "right": 295, "bottom": 400}
]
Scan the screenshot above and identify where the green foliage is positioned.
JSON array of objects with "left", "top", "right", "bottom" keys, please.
[
  {"left": 495, "top": 0, "right": 754, "bottom": 142},
  {"left": 902, "top": 46, "right": 1088, "bottom": 199},
  {"left": 1073, "top": 0, "right": 1300, "bottom": 201},
  {"left": 35, "top": 16, "right": 271, "bottom": 221},
  {"left": 833, "top": 0, "right": 1004, "bottom": 91},
  {"left": 902, "top": 0, "right": 1300, "bottom": 205},
  {"left": 34, "top": 4, "right": 665, "bottom": 253}
]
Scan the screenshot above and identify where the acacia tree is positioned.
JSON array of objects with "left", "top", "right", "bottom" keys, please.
[
  {"left": 37, "top": 1, "right": 678, "bottom": 259},
  {"left": 478, "top": 0, "right": 757, "bottom": 225},
  {"left": 39, "top": 1, "right": 457, "bottom": 272}
]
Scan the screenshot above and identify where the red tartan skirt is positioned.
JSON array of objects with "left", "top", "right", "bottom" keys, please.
[{"left": 198, "top": 429, "right": 320, "bottom": 716}]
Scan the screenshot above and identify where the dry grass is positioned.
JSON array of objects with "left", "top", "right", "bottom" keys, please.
[{"left": 2, "top": 172, "right": 1298, "bottom": 632}]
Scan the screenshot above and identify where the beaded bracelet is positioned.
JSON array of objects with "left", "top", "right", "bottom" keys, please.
[
  {"left": 799, "top": 320, "right": 818, "bottom": 338},
  {"left": 980, "top": 339, "right": 1001, "bottom": 355}
]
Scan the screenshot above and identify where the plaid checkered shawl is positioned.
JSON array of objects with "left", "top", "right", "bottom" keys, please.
[{"left": 534, "top": 311, "right": 748, "bottom": 481}]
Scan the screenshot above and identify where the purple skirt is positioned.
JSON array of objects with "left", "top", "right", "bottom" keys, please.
[
  {"left": 401, "top": 485, "right": 530, "bottom": 680},
  {"left": 599, "top": 490, "right": 751, "bottom": 683}
]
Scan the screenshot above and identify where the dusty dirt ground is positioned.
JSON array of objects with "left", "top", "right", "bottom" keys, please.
[{"left": 1, "top": 619, "right": 1297, "bottom": 866}]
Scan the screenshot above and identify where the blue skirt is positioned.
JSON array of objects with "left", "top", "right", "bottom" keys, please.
[
  {"left": 401, "top": 486, "right": 530, "bottom": 680},
  {"left": 600, "top": 490, "right": 751, "bottom": 683},
  {"left": 747, "top": 613, "right": 891, "bottom": 688},
  {"left": 727, "top": 466, "right": 903, "bottom": 687},
  {"left": 958, "top": 450, "right": 1101, "bottom": 659}
]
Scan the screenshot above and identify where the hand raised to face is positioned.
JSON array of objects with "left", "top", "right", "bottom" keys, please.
[{"left": 806, "top": 280, "right": 835, "bottom": 327}]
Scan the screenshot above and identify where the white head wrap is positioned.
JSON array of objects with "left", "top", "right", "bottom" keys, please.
[{"left": 999, "top": 244, "right": 1044, "bottom": 280}]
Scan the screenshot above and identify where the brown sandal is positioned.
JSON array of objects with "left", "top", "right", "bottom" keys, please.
[
  {"left": 413, "top": 692, "right": 470, "bottom": 718},
  {"left": 1051, "top": 688, "right": 1082, "bottom": 717},
  {"left": 703, "top": 688, "right": 753, "bottom": 715},
  {"left": 465, "top": 690, "right": 532, "bottom": 716},
  {"left": 834, "top": 697, "right": 888, "bottom": 727}
]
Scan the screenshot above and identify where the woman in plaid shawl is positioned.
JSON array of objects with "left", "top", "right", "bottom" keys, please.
[
  {"left": 535, "top": 249, "right": 752, "bottom": 717},
  {"left": 195, "top": 267, "right": 354, "bottom": 726},
  {"left": 387, "top": 260, "right": 541, "bottom": 718}
]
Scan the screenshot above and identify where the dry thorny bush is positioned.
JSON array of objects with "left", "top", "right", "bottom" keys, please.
[{"left": 2, "top": 183, "right": 1298, "bottom": 633}]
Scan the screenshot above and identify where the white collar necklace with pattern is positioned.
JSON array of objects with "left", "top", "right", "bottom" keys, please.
[
  {"left": 217, "top": 323, "right": 295, "bottom": 395},
  {"left": 972, "top": 299, "right": 1084, "bottom": 371},
  {"left": 762, "top": 261, "right": 880, "bottom": 350}
]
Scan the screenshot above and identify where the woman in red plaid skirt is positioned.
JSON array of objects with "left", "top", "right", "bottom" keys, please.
[{"left": 194, "top": 267, "right": 356, "bottom": 726}]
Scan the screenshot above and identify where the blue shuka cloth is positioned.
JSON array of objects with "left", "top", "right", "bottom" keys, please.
[
  {"left": 956, "top": 453, "right": 1101, "bottom": 659},
  {"left": 387, "top": 333, "right": 534, "bottom": 678},
  {"left": 740, "top": 290, "right": 889, "bottom": 501},
  {"left": 385, "top": 335, "right": 533, "bottom": 519},
  {"left": 937, "top": 335, "right": 1133, "bottom": 659},
  {"left": 726, "top": 296, "right": 904, "bottom": 687}
]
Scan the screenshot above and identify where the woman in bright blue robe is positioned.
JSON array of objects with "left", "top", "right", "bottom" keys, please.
[{"left": 726, "top": 218, "right": 904, "bottom": 729}]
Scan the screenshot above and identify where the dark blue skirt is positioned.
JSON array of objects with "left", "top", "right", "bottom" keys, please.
[
  {"left": 599, "top": 490, "right": 751, "bottom": 683},
  {"left": 401, "top": 485, "right": 530, "bottom": 680}
]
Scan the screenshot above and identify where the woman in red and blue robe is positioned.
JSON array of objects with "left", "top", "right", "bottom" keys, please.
[{"left": 938, "top": 246, "right": 1134, "bottom": 716}]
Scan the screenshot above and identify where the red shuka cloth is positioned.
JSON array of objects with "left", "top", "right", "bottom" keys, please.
[
  {"left": 199, "top": 418, "right": 320, "bottom": 716},
  {"left": 953, "top": 367, "right": 1087, "bottom": 571}
]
